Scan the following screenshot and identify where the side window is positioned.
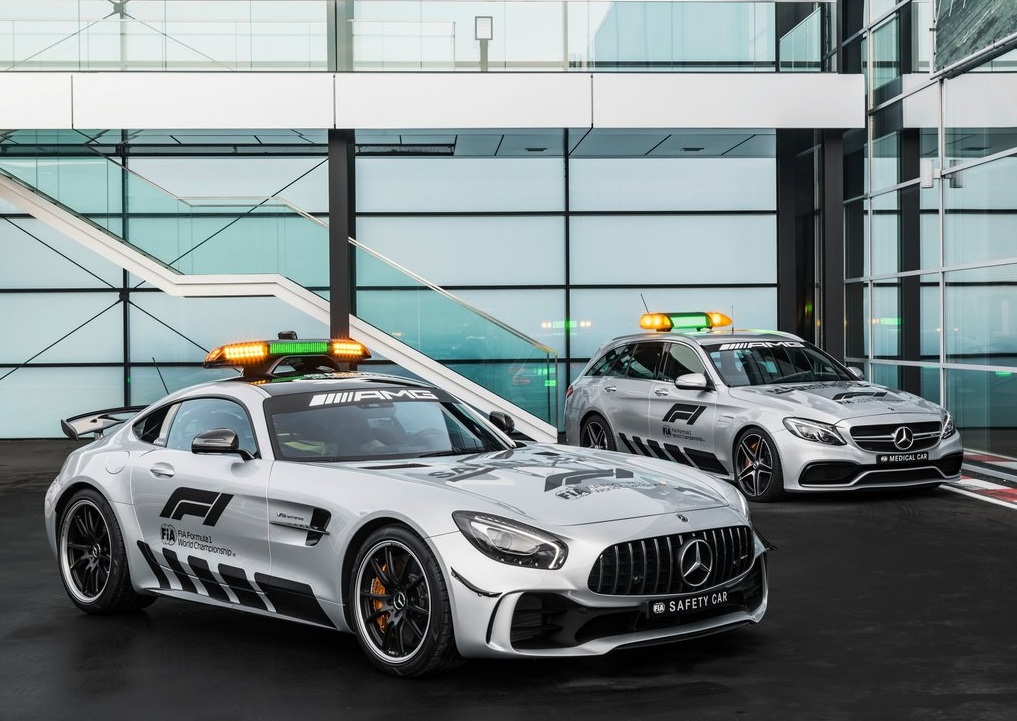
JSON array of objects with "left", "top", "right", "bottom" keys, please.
[
  {"left": 132, "top": 404, "right": 179, "bottom": 446},
  {"left": 659, "top": 343, "right": 707, "bottom": 382},
  {"left": 164, "top": 398, "right": 258, "bottom": 457},
  {"left": 626, "top": 342, "right": 664, "bottom": 380},
  {"left": 588, "top": 345, "right": 628, "bottom": 378}
]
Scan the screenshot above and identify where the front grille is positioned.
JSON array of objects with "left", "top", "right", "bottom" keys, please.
[
  {"left": 850, "top": 421, "right": 942, "bottom": 452},
  {"left": 588, "top": 526, "right": 753, "bottom": 596}
]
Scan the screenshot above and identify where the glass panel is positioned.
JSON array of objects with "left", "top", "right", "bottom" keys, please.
[
  {"left": 871, "top": 280, "right": 899, "bottom": 359},
  {"left": 570, "top": 214, "right": 776, "bottom": 284},
  {"left": 920, "top": 365, "right": 941, "bottom": 405},
  {"left": 946, "top": 368, "right": 1017, "bottom": 460},
  {"left": 353, "top": 240, "right": 559, "bottom": 426},
  {"left": 129, "top": 366, "right": 236, "bottom": 404},
  {"left": 871, "top": 191, "right": 899, "bottom": 276},
  {"left": 356, "top": 216, "right": 564, "bottom": 286},
  {"left": 870, "top": 362, "right": 900, "bottom": 389},
  {"left": 779, "top": 7, "right": 822, "bottom": 72},
  {"left": 871, "top": 14, "right": 899, "bottom": 92},
  {"left": 844, "top": 198, "right": 867, "bottom": 279},
  {"left": 943, "top": 157, "right": 1017, "bottom": 267},
  {"left": 0, "top": 217, "right": 124, "bottom": 288},
  {"left": 920, "top": 273, "right": 941, "bottom": 361},
  {"left": 570, "top": 158, "right": 776, "bottom": 212},
  {"left": 0, "top": 292, "right": 122, "bottom": 363},
  {"left": 0, "top": 367, "right": 124, "bottom": 438},
  {"left": 944, "top": 264, "right": 1017, "bottom": 367},
  {"left": 357, "top": 156, "right": 564, "bottom": 213}
]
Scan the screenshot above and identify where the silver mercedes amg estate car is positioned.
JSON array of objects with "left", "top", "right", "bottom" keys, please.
[
  {"left": 46, "top": 336, "right": 767, "bottom": 677},
  {"left": 565, "top": 312, "right": 963, "bottom": 502}
]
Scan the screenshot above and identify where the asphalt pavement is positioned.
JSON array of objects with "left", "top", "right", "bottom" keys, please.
[{"left": 2, "top": 439, "right": 1016, "bottom": 721}]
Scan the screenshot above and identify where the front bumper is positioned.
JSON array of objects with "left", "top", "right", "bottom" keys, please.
[
  {"left": 429, "top": 507, "right": 768, "bottom": 659},
  {"left": 774, "top": 423, "right": 964, "bottom": 492}
]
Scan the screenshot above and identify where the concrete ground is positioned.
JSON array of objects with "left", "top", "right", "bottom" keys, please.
[{"left": 2, "top": 439, "right": 1016, "bottom": 721}]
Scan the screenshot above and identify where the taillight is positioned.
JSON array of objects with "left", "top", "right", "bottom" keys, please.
[{"left": 565, "top": 384, "right": 574, "bottom": 399}]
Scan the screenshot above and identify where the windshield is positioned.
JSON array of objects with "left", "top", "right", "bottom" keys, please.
[
  {"left": 705, "top": 341, "right": 853, "bottom": 387},
  {"left": 265, "top": 387, "right": 512, "bottom": 462}
]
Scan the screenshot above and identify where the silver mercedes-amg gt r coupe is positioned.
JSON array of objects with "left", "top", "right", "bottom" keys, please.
[{"left": 46, "top": 336, "right": 768, "bottom": 676}]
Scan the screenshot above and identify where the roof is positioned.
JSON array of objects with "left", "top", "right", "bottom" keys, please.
[
  {"left": 601, "top": 329, "right": 806, "bottom": 349},
  {"left": 223, "top": 371, "right": 439, "bottom": 398}
]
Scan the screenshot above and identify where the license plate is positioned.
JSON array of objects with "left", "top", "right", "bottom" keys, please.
[
  {"left": 877, "top": 452, "right": 930, "bottom": 464},
  {"left": 645, "top": 590, "right": 736, "bottom": 619}
]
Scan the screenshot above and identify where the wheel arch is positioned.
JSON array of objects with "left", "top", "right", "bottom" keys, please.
[{"left": 53, "top": 480, "right": 111, "bottom": 544}]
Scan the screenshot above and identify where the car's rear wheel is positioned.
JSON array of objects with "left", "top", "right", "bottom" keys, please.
[
  {"left": 57, "top": 488, "right": 155, "bottom": 613},
  {"left": 351, "top": 526, "right": 460, "bottom": 677},
  {"left": 734, "top": 428, "right": 785, "bottom": 502},
  {"left": 579, "top": 413, "right": 617, "bottom": 451}
]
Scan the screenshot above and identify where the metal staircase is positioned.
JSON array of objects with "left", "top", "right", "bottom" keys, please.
[{"left": 0, "top": 161, "right": 557, "bottom": 442}]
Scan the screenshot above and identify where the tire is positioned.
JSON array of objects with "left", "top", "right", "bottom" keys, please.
[
  {"left": 350, "top": 526, "right": 460, "bottom": 677},
  {"left": 733, "top": 428, "right": 785, "bottom": 502},
  {"left": 579, "top": 413, "right": 617, "bottom": 451},
  {"left": 57, "top": 488, "right": 156, "bottom": 614}
]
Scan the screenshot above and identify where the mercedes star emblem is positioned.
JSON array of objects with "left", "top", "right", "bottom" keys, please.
[
  {"left": 892, "top": 426, "right": 914, "bottom": 451},
  {"left": 678, "top": 539, "right": 713, "bottom": 588}
]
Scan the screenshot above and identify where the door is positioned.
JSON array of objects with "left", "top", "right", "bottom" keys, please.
[
  {"left": 131, "top": 396, "right": 271, "bottom": 608},
  {"left": 646, "top": 341, "right": 721, "bottom": 473}
]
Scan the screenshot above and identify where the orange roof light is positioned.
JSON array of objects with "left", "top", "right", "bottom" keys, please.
[
  {"left": 639, "top": 313, "right": 673, "bottom": 332},
  {"left": 205, "top": 341, "right": 269, "bottom": 365},
  {"left": 204, "top": 337, "right": 371, "bottom": 369},
  {"left": 331, "top": 339, "right": 371, "bottom": 360},
  {"left": 706, "top": 311, "right": 733, "bottom": 329}
]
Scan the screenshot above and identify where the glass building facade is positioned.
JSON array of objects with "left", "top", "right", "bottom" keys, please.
[{"left": 1, "top": 1, "right": 1016, "bottom": 476}]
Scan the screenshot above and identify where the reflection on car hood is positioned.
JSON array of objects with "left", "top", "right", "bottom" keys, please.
[
  {"left": 354, "top": 445, "right": 732, "bottom": 526},
  {"left": 729, "top": 381, "right": 943, "bottom": 421}
]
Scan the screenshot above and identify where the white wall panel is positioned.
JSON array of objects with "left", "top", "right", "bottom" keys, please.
[
  {"left": 335, "top": 73, "right": 593, "bottom": 129},
  {"left": 0, "top": 74, "right": 72, "bottom": 128},
  {"left": 592, "top": 73, "right": 865, "bottom": 129},
  {"left": 72, "top": 73, "right": 334, "bottom": 129}
]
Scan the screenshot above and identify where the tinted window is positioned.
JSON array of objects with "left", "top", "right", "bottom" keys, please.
[
  {"left": 588, "top": 345, "right": 627, "bottom": 377},
  {"left": 133, "top": 404, "right": 178, "bottom": 446},
  {"left": 707, "top": 341, "right": 852, "bottom": 387},
  {"left": 164, "top": 397, "right": 258, "bottom": 457},
  {"left": 659, "top": 343, "right": 707, "bottom": 382},
  {"left": 626, "top": 342, "right": 663, "bottom": 380},
  {"left": 265, "top": 387, "right": 512, "bottom": 463}
]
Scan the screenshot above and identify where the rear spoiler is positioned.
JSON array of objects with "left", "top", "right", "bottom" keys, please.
[{"left": 61, "top": 406, "right": 148, "bottom": 441}]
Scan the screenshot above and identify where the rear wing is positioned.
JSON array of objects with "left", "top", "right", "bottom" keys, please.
[{"left": 61, "top": 406, "right": 148, "bottom": 441}]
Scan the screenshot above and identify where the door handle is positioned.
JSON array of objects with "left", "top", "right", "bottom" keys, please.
[
  {"left": 654, "top": 388, "right": 670, "bottom": 397},
  {"left": 604, "top": 385, "right": 617, "bottom": 393},
  {"left": 149, "top": 463, "right": 175, "bottom": 479}
]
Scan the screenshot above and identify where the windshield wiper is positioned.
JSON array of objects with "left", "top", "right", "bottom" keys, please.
[{"left": 418, "top": 448, "right": 477, "bottom": 458}]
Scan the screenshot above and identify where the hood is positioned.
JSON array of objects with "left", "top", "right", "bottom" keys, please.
[
  {"left": 729, "top": 381, "right": 944, "bottom": 421},
  {"left": 351, "top": 445, "right": 733, "bottom": 527}
]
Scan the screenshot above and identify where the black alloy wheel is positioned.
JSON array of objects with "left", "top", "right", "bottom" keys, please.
[
  {"left": 351, "top": 526, "right": 459, "bottom": 676},
  {"left": 734, "top": 428, "right": 785, "bottom": 502},
  {"left": 580, "top": 414, "right": 617, "bottom": 451},
  {"left": 57, "top": 488, "right": 155, "bottom": 613}
]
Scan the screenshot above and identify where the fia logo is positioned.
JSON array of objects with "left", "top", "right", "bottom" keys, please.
[
  {"left": 652, "top": 602, "right": 666, "bottom": 615},
  {"left": 161, "top": 524, "right": 177, "bottom": 546}
]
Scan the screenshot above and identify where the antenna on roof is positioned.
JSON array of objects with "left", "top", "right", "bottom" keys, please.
[
  {"left": 640, "top": 293, "right": 650, "bottom": 312},
  {"left": 730, "top": 305, "right": 735, "bottom": 334}
]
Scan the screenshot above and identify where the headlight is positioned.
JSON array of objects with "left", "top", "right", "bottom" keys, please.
[
  {"left": 732, "top": 486, "right": 751, "bottom": 520},
  {"left": 452, "top": 512, "right": 567, "bottom": 570},
  {"left": 783, "top": 417, "right": 846, "bottom": 445},
  {"left": 942, "top": 412, "right": 956, "bottom": 439}
]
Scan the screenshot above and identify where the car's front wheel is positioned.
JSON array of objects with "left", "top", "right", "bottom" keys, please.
[
  {"left": 734, "top": 428, "right": 785, "bottom": 502},
  {"left": 57, "top": 488, "right": 155, "bottom": 613},
  {"left": 579, "top": 413, "right": 617, "bottom": 451},
  {"left": 350, "top": 525, "right": 460, "bottom": 677}
]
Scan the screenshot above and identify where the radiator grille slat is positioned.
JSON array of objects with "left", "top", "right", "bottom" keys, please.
[{"left": 588, "top": 526, "right": 753, "bottom": 596}]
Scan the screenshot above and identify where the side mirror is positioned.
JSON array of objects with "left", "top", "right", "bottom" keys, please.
[
  {"left": 848, "top": 366, "right": 865, "bottom": 380},
  {"left": 192, "top": 428, "right": 254, "bottom": 461},
  {"left": 489, "top": 410, "right": 516, "bottom": 435},
  {"left": 675, "top": 372, "right": 709, "bottom": 391}
]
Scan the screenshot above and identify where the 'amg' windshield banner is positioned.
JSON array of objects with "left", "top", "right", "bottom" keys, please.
[{"left": 936, "top": 0, "right": 1017, "bottom": 71}]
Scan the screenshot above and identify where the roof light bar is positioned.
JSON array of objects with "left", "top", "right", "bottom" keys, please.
[
  {"left": 639, "top": 311, "right": 734, "bottom": 333},
  {"left": 204, "top": 337, "right": 371, "bottom": 369}
]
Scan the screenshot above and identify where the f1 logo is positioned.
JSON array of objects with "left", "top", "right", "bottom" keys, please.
[
  {"left": 662, "top": 403, "right": 705, "bottom": 425},
  {"left": 160, "top": 487, "right": 234, "bottom": 527}
]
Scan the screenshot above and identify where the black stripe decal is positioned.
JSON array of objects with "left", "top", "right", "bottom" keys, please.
[
  {"left": 645, "top": 439, "right": 671, "bottom": 461},
  {"left": 684, "top": 448, "right": 728, "bottom": 475},
  {"left": 136, "top": 541, "right": 170, "bottom": 589},
  {"left": 618, "top": 433, "right": 638, "bottom": 454},
  {"left": 162, "top": 548, "right": 197, "bottom": 593},
  {"left": 631, "top": 436, "right": 652, "bottom": 457},
  {"left": 663, "top": 443, "right": 693, "bottom": 466},
  {"left": 219, "top": 564, "right": 267, "bottom": 610},
  {"left": 254, "top": 573, "right": 334, "bottom": 628},
  {"left": 188, "top": 556, "right": 231, "bottom": 603}
]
